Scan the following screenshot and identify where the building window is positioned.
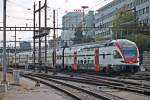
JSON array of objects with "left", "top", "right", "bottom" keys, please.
[
  {"left": 143, "top": 8, "right": 145, "bottom": 14},
  {"left": 146, "top": 18, "right": 149, "bottom": 24},
  {"left": 146, "top": 6, "right": 149, "bottom": 13},
  {"left": 103, "top": 53, "right": 105, "bottom": 59},
  {"left": 130, "top": 3, "right": 133, "bottom": 8},
  {"left": 139, "top": 9, "right": 142, "bottom": 15}
]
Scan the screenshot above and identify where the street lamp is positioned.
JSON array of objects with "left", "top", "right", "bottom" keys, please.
[{"left": 81, "top": 6, "right": 88, "bottom": 35}]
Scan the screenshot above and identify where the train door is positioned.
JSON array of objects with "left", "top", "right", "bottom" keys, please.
[{"left": 94, "top": 48, "right": 100, "bottom": 72}]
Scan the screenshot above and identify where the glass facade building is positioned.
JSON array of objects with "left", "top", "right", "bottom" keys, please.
[{"left": 95, "top": 0, "right": 150, "bottom": 39}]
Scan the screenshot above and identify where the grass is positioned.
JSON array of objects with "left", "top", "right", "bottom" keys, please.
[
  {"left": 16, "top": 83, "right": 34, "bottom": 92},
  {"left": 0, "top": 95, "right": 4, "bottom": 100}
]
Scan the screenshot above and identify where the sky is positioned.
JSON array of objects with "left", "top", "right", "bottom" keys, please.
[{"left": 0, "top": 0, "right": 113, "bottom": 47}]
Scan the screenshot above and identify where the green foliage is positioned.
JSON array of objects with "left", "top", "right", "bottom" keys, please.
[
  {"left": 127, "top": 34, "right": 150, "bottom": 51},
  {"left": 73, "top": 28, "right": 83, "bottom": 44},
  {"left": 112, "top": 5, "right": 135, "bottom": 38},
  {"left": 112, "top": 5, "right": 134, "bottom": 28},
  {"left": 73, "top": 27, "right": 95, "bottom": 44},
  {"left": 112, "top": 5, "right": 150, "bottom": 51},
  {"left": 82, "top": 35, "right": 95, "bottom": 43},
  {"left": 95, "top": 36, "right": 105, "bottom": 42}
]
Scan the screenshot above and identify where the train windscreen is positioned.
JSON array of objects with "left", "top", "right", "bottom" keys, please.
[
  {"left": 118, "top": 39, "right": 137, "bottom": 58},
  {"left": 122, "top": 47, "right": 137, "bottom": 58}
]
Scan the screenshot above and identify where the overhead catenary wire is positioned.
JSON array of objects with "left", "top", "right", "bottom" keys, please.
[
  {"left": 7, "top": 0, "right": 33, "bottom": 10},
  {"left": 89, "top": 0, "right": 112, "bottom": 10},
  {"left": 0, "top": 26, "right": 150, "bottom": 31}
]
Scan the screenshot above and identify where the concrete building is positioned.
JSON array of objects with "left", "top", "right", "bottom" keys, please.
[
  {"left": 61, "top": 10, "right": 95, "bottom": 45},
  {"left": 85, "top": 11, "right": 95, "bottom": 37},
  {"left": 95, "top": 0, "right": 150, "bottom": 39},
  {"left": 61, "top": 11, "right": 82, "bottom": 45}
]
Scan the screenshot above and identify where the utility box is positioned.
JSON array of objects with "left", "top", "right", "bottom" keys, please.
[
  {"left": 0, "top": 84, "right": 7, "bottom": 92},
  {"left": 142, "top": 51, "right": 150, "bottom": 71},
  {"left": 13, "top": 70, "right": 20, "bottom": 84}
]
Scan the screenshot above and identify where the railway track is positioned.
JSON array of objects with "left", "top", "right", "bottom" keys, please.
[
  {"left": 23, "top": 74, "right": 125, "bottom": 100},
  {"left": 29, "top": 73, "right": 150, "bottom": 96},
  {"left": 75, "top": 74, "right": 150, "bottom": 95},
  {"left": 77, "top": 74, "right": 150, "bottom": 88},
  {"left": 124, "top": 74, "right": 150, "bottom": 81},
  {"left": 8, "top": 68, "right": 150, "bottom": 98}
]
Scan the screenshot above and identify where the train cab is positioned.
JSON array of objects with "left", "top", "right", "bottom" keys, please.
[{"left": 115, "top": 39, "right": 139, "bottom": 72}]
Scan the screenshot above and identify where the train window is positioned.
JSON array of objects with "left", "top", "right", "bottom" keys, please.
[
  {"left": 88, "top": 60, "right": 93, "bottom": 64},
  {"left": 78, "top": 60, "right": 83, "bottom": 64},
  {"left": 104, "top": 43, "right": 107, "bottom": 47},
  {"left": 108, "top": 43, "right": 114, "bottom": 46},
  {"left": 113, "top": 50, "right": 122, "bottom": 59},
  {"left": 103, "top": 53, "right": 105, "bottom": 59},
  {"left": 57, "top": 56, "right": 59, "bottom": 59},
  {"left": 29, "top": 57, "right": 32, "bottom": 60},
  {"left": 91, "top": 60, "right": 94, "bottom": 64},
  {"left": 78, "top": 60, "right": 80, "bottom": 64},
  {"left": 57, "top": 55, "right": 61, "bottom": 59},
  {"left": 87, "top": 60, "right": 90, "bottom": 64},
  {"left": 84, "top": 60, "right": 87, "bottom": 64}
]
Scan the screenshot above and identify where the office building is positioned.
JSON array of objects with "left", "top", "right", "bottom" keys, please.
[{"left": 95, "top": 0, "right": 150, "bottom": 39}]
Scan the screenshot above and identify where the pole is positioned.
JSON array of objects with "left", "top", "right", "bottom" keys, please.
[
  {"left": 39, "top": 1, "right": 41, "bottom": 73},
  {"left": 44, "top": 0, "right": 47, "bottom": 72},
  {"left": 2, "top": 0, "right": 7, "bottom": 83},
  {"left": 82, "top": 8, "right": 84, "bottom": 33},
  {"left": 81, "top": 6, "right": 88, "bottom": 35},
  {"left": 53, "top": 10, "right": 56, "bottom": 74},
  {"left": 133, "top": 7, "right": 136, "bottom": 26},
  {"left": 33, "top": 2, "right": 36, "bottom": 72},
  {"left": 8, "top": 45, "right": 9, "bottom": 67},
  {"left": 45, "top": 0, "right": 48, "bottom": 73},
  {"left": 15, "top": 25, "right": 16, "bottom": 68},
  {"left": 62, "top": 47, "right": 65, "bottom": 70}
]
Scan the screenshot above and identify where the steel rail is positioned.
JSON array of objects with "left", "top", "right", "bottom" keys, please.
[
  {"left": 23, "top": 74, "right": 125, "bottom": 100},
  {"left": 33, "top": 73, "right": 150, "bottom": 96}
]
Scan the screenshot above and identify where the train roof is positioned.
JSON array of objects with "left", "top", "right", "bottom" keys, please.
[
  {"left": 49, "top": 39, "right": 137, "bottom": 52},
  {"left": 71, "top": 40, "right": 109, "bottom": 47},
  {"left": 69, "top": 39, "right": 136, "bottom": 50}
]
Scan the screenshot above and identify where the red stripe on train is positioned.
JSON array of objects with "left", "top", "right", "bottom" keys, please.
[{"left": 95, "top": 48, "right": 100, "bottom": 72}]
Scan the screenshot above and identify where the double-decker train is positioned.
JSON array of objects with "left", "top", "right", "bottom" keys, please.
[
  {"left": 49, "top": 39, "right": 139, "bottom": 73},
  {"left": 11, "top": 39, "right": 140, "bottom": 73}
]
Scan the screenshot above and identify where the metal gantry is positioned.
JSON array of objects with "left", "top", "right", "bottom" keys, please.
[{"left": 33, "top": 0, "right": 49, "bottom": 73}]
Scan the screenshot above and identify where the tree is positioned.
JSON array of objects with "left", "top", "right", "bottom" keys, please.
[
  {"left": 72, "top": 27, "right": 83, "bottom": 44},
  {"left": 95, "top": 36, "right": 105, "bottom": 42},
  {"left": 112, "top": 5, "right": 135, "bottom": 39},
  {"left": 112, "top": 5, "right": 150, "bottom": 57},
  {"left": 82, "top": 35, "right": 95, "bottom": 43},
  {"left": 73, "top": 25, "right": 95, "bottom": 44}
]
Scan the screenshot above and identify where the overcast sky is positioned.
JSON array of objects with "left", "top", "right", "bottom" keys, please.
[{"left": 0, "top": 0, "right": 113, "bottom": 46}]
